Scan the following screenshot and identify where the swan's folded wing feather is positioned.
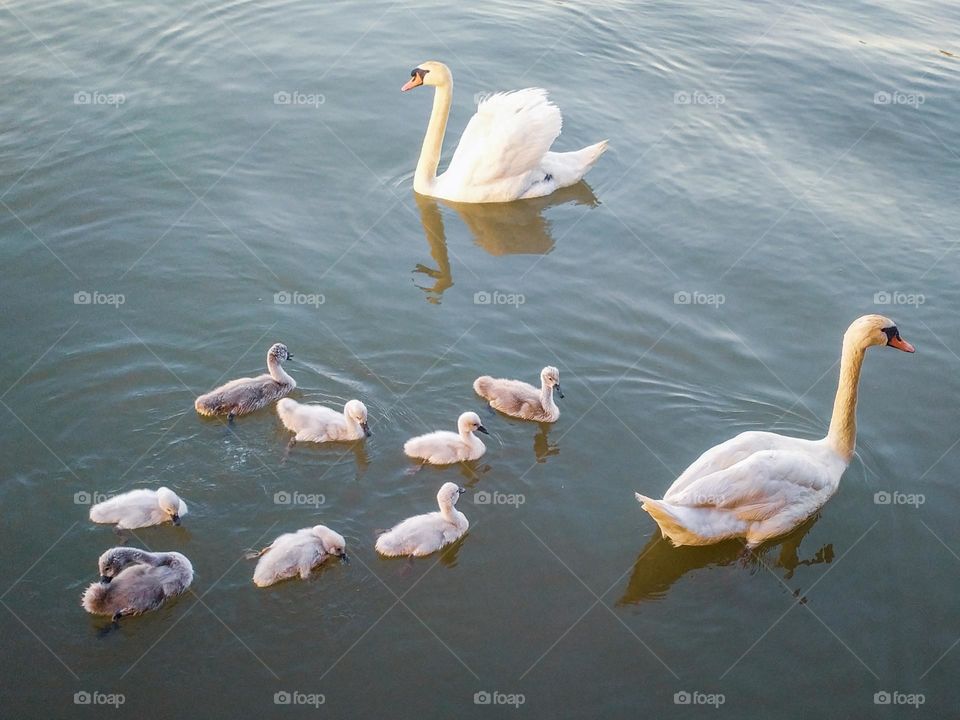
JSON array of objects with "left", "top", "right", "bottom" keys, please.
[
  {"left": 663, "top": 431, "right": 792, "bottom": 500},
  {"left": 445, "top": 89, "right": 562, "bottom": 187},
  {"left": 667, "top": 449, "right": 833, "bottom": 522}
]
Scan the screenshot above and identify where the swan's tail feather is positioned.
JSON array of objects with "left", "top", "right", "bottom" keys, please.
[
  {"left": 195, "top": 391, "right": 230, "bottom": 416},
  {"left": 81, "top": 583, "right": 110, "bottom": 615},
  {"left": 374, "top": 533, "right": 405, "bottom": 557},
  {"left": 543, "top": 140, "right": 608, "bottom": 188},
  {"left": 576, "top": 139, "right": 609, "bottom": 171},
  {"left": 473, "top": 376, "right": 493, "bottom": 398},
  {"left": 635, "top": 493, "right": 690, "bottom": 544},
  {"left": 275, "top": 397, "right": 298, "bottom": 427}
]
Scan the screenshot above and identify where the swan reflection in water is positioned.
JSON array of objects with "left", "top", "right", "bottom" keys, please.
[
  {"left": 533, "top": 422, "right": 560, "bottom": 463},
  {"left": 618, "top": 514, "right": 834, "bottom": 606},
  {"left": 412, "top": 182, "right": 599, "bottom": 304}
]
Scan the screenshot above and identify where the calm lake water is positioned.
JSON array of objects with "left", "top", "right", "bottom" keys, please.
[{"left": 1, "top": 0, "right": 958, "bottom": 717}]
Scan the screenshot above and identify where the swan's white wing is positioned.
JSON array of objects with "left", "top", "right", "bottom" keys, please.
[
  {"left": 444, "top": 89, "right": 561, "bottom": 188},
  {"left": 666, "top": 449, "right": 834, "bottom": 523},
  {"left": 663, "top": 431, "right": 796, "bottom": 501}
]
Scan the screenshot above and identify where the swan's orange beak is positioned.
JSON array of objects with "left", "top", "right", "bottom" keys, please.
[
  {"left": 889, "top": 335, "right": 915, "bottom": 353},
  {"left": 402, "top": 68, "right": 427, "bottom": 92},
  {"left": 401, "top": 76, "right": 423, "bottom": 92}
]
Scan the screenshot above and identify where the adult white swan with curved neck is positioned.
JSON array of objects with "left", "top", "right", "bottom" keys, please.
[
  {"left": 402, "top": 61, "right": 607, "bottom": 203},
  {"left": 636, "top": 315, "right": 915, "bottom": 548}
]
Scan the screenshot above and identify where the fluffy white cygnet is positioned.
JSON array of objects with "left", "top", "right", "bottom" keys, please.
[
  {"left": 403, "top": 411, "right": 488, "bottom": 464},
  {"left": 375, "top": 482, "right": 468, "bottom": 557}
]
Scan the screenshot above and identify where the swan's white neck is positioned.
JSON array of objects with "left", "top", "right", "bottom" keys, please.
[
  {"left": 343, "top": 410, "right": 362, "bottom": 433},
  {"left": 414, "top": 80, "right": 452, "bottom": 194},
  {"left": 268, "top": 355, "right": 295, "bottom": 387},
  {"left": 439, "top": 501, "right": 457, "bottom": 523},
  {"left": 540, "top": 381, "right": 557, "bottom": 414},
  {"left": 826, "top": 337, "right": 867, "bottom": 461}
]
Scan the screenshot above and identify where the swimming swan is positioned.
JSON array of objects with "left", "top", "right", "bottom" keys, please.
[
  {"left": 81, "top": 547, "right": 194, "bottom": 620},
  {"left": 402, "top": 61, "right": 607, "bottom": 203},
  {"left": 194, "top": 343, "right": 295, "bottom": 420},
  {"left": 375, "top": 482, "right": 468, "bottom": 557},
  {"left": 635, "top": 315, "right": 915, "bottom": 548},
  {"left": 251, "top": 525, "right": 347, "bottom": 587},
  {"left": 403, "top": 411, "right": 488, "bottom": 464},
  {"left": 89, "top": 487, "right": 188, "bottom": 529},
  {"left": 473, "top": 366, "right": 563, "bottom": 422},
  {"left": 276, "top": 398, "right": 370, "bottom": 442}
]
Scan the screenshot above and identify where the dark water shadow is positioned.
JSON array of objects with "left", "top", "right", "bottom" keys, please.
[{"left": 618, "top": 514, "right": 834, "bottom": 606}]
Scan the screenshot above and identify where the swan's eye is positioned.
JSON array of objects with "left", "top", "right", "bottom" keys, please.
[{"left": 882, "top": 326, "right": 899, "bottom": 342}]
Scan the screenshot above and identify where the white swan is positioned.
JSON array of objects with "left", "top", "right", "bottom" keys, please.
[
  {"left": 276, "top": 398, "right": 370, "bottom": 442},
  {"left": 403, "top": 411, "right": 488, "bottom": 464},
  {"left": 402, "top": 61, "right": 607, "bottom": 203},
  {"left": 375, "top": 482, "right": 468, "bottom": 557},
  {"left": 474, "top": 366, "right": 563, "bottom": 422},
  {"left": 194, "top": 343, "right": 295, "bottom": 421},
  {"left": 636, "top": 315, "right": 915, "bottom": 548},
  {"left": 81, "top": 547, "right": 194, "bottom": 621},
  {"left": 89, "top": 487, "right": 188, "bottom": 529},
  {"left": 251, "top": 525, "right": 347, "bottom": 587}
]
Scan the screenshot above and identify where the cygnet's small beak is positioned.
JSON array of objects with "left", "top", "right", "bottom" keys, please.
[
  {"left": 457, "top": 487, "right": 466, "bottom": 495},
  {"left": 361, "top": 421, "right": 371, "bottom": 438},
  {"left": 172, "top": 514, "right": 181, "bottom": 526},
  {"left": 286, "top": 353, "right": 294, "bottom": 361},
  {"left": 339, "top": 551, "right": 350, "bottom": 564},
  {"left": 99, "top": 575, "right": 111, "bottom": 584},
  {"left": 477, "top": 424, "right": 490, "bottom": 435},
  {"left": 555, "top": 383, "right": 564, "bottom": 399}
]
